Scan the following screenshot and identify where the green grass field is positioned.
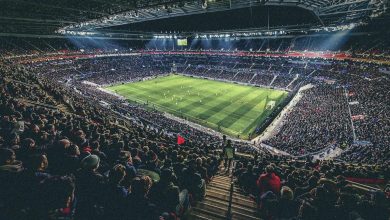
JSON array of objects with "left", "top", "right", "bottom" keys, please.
[{"left": 106, "top": 75, "right": 288, "bottom": 139}]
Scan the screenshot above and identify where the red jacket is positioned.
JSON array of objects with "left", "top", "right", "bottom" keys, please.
[{"left": 257, "top": 172, "right": 281, "bottom": 196}]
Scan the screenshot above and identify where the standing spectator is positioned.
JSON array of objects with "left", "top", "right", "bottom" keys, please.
[{"left": 223, "top": 139, "right": 235, "bottom": 173}]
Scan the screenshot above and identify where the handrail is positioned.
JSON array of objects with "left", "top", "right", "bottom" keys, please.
[
  {"left": 226, "top": 160, "right": 236, "bottom": 220},
  {"left": 347, "top": 180, "right": 383, "bottom": 192}
]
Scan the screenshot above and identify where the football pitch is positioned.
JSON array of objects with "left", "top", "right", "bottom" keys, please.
[{"left": 106, "top": 75, "right": 288, "bottom": 139}]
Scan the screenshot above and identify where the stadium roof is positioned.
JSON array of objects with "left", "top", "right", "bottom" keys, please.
[
  {"left": 58, "top": 0, "right": 388, "bottom": 33},
  {"left": 0, "top": 0, "right": 388, "bottom": 36}
]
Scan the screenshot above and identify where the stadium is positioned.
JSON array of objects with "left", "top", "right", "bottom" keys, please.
[{"left": 0, "top": 0, "right": 390, "bottom": 219}]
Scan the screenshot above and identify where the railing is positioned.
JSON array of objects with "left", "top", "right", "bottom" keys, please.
[{"left": 226, "top": 160, "right": 236, "bottom": 220}]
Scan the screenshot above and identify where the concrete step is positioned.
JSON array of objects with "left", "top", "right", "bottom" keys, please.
[
  {"left": 232, "top": 211, "right": 261, "bottom": 220},
  {"left": 187, "top": 213, "right": 213, "bottom": 220},
  {"left": 214, "top": 174, "right": 231, "bottom": 180},
  {"left": 207, "top": 190, "right": 256, "bottom": 209},
  {"left": 204, "top": 196, "right": 257, "bottom": 217},
  {"left": 207, "top": 186, "right": 254, "bottom": 202},
  {"left": 208, "top": 182, "right": 243, "bottom": 194},
  {"left": 191, "top": 207, "right": 226, "bottom": 220},
  {"left": 189, "top": 174, "right": 260, "bottom": 220},
  {"left": 212, "top": 176, "right": 230, "bottom": 182}
]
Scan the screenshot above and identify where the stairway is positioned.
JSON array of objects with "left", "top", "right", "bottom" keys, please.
[
  {"left": 269, "top": 75, "right": 278, "bottom": 86},
  {"left": 188, "top": 174, "right": 260, "bottom": 220},
  {"left": 286, "top": 74, "right": 300, "bottom": 90}
]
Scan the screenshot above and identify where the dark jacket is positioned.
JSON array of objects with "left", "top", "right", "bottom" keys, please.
[{"left": 149, "top": 181, "right": 180, "bottom": 213}]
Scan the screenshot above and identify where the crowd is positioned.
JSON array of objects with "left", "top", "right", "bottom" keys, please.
[
  {"left": 234, "top": 156, "right": 390, "bottom": 220},
  {"left": 26, "top": 54, "right": 390, "bottom": 165},
  {"left": 0, "top": 50, "right": 390, "bottom": 220},
  {"left": 264, "top": 85, "right": 353, "bottom": 156},
  {"left": 0, "top": 60, "right": 225, "bottom": 220},
  {"left": 182, "top": 57, "right": 301, "bottom": 90},
  {"left": 335, "top": 64, "right": 390, "bottom": 164}
]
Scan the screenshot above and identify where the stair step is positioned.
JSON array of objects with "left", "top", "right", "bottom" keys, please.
[
  {"left": 204, "top": 196, "right": 257, "bottom": 216},
  {"left": 191, "top": 207, "right": 226, "bottom": 219},
  {"left": 189, "top": 175, "right": 260, "bottom": 220},
  {"left": 207, "top": 186, "right": 253, "bottom": 202},
  {"left": 208, "top": 183, "right": 242, "bottom": 194},
  {"left": 209, "top": 180, "right": 235, "bottom": 188},
  {"left": 198, "top": 201, "right": 228, "bottom": 212},
  {"left": 214, "top": 175, "right": 231, "bottom": 180},
  {"left": 212, "top": 177, "right": 230, "bottom": 182},
  {"left": 207, "top": 191, "right": 256, "bottom": 208},
  {"left": 187, "top": 213, "right": 215, "bottom": 220},
  {"left": 232, "top": 211, "right": 261, "bottom": 220},
  {"left": 210, "top": 180, "right": 233, "bottom": 188}
]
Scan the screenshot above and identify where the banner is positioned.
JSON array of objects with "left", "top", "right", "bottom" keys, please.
[
  {"left": 349, "top": 101, "right": 359, "bottom": 105},
  {"left": 352, "top": 115, "right": 365, "bottom": 121}
]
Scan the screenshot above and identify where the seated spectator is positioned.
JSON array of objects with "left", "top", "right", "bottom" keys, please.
[
  {"left": 181, "top": 159, "right": 206, "bottom": 201},
  {"left": 116, "top": 150, "right": 137, "bottom": 183},
  {"left": 238, "top": 163, "right": 258, "bottom": 195},
  {"left": 0, "top": 148, "right": 24, "bottom": 218},
  {"left": 277, "top": 186, "right": 300, "bottom": 219},
  {"left": 296, "top": 201, "right": 319, "bottom": 220},
  {"left": 257, "top": 165, "right": 281, "bottom": 197},
  {"left": 196, "top": 157, "right": 209, "bottom": 182},
  {"left": 127, "top": 175, "right": 159, "bottom": 220},
  {"left": 62, "top": 144, "right": 81, "bottom": 175},
  {"left": 259, "top": 191, "right": 279, "bottom": 219},
  {"left": 294, "top": 175, "right": 319, "bottom": 197},
  {"left": 75, "top": 155, "right": 106, "bottom": 219},
  {"left": 16, "top": 138, "right": 37, "bottom": 162},
  {"left": 31, "top": 175, "right": 76, "bottom": 220},
  {"left": 90, "top": 141, "right": 107, "bottom": 161},
  {"left": 103, "top": 164, "right": 129, "bottom": 219},
  {"left": 150, "top": 169, "right": 189, "bottom": 216}
]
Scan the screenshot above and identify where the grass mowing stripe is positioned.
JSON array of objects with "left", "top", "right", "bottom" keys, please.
[
  {"left": 195, "top": 87, "right": 255, "bottom": 120},
  {"left": 217, "top": 93, "right": 268, "bottom": 129},
  {"left": 106, "top": 74, "right": 288, "bottom": 139}
]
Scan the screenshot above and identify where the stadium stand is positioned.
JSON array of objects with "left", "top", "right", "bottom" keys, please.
[{"left": 1, "top": 0, "right": 390, "bottom": 219}]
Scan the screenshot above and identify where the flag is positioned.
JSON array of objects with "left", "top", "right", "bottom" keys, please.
[{"left": 177, "top": 135, "right": 185, "bottom": 145}]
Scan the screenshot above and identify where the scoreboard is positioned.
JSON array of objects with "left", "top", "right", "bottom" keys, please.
[{"left": 177, "top": 38, "right": 188, "bottom": 46}]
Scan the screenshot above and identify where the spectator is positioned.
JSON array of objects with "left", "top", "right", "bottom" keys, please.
[
  {"left": 127, "top": 175, "right": 158, "bottom": 220},
  {"left": 75, "top": 155, "right": 106, "bottom": 219},
  {"left": 257, "top": 165, "right": 281, "bottom": 196},
  {"left": 223, "top": 139, "right": 235, "bottom": 172},
  {"left": 103, "top": 164, "right": 129, "bottom": 219},
  {"left": 181, "top": 159, "right": 206, "bottom": 201},
  {"left": 277, "top": 186, "right": 300, "bottom": 219}
]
